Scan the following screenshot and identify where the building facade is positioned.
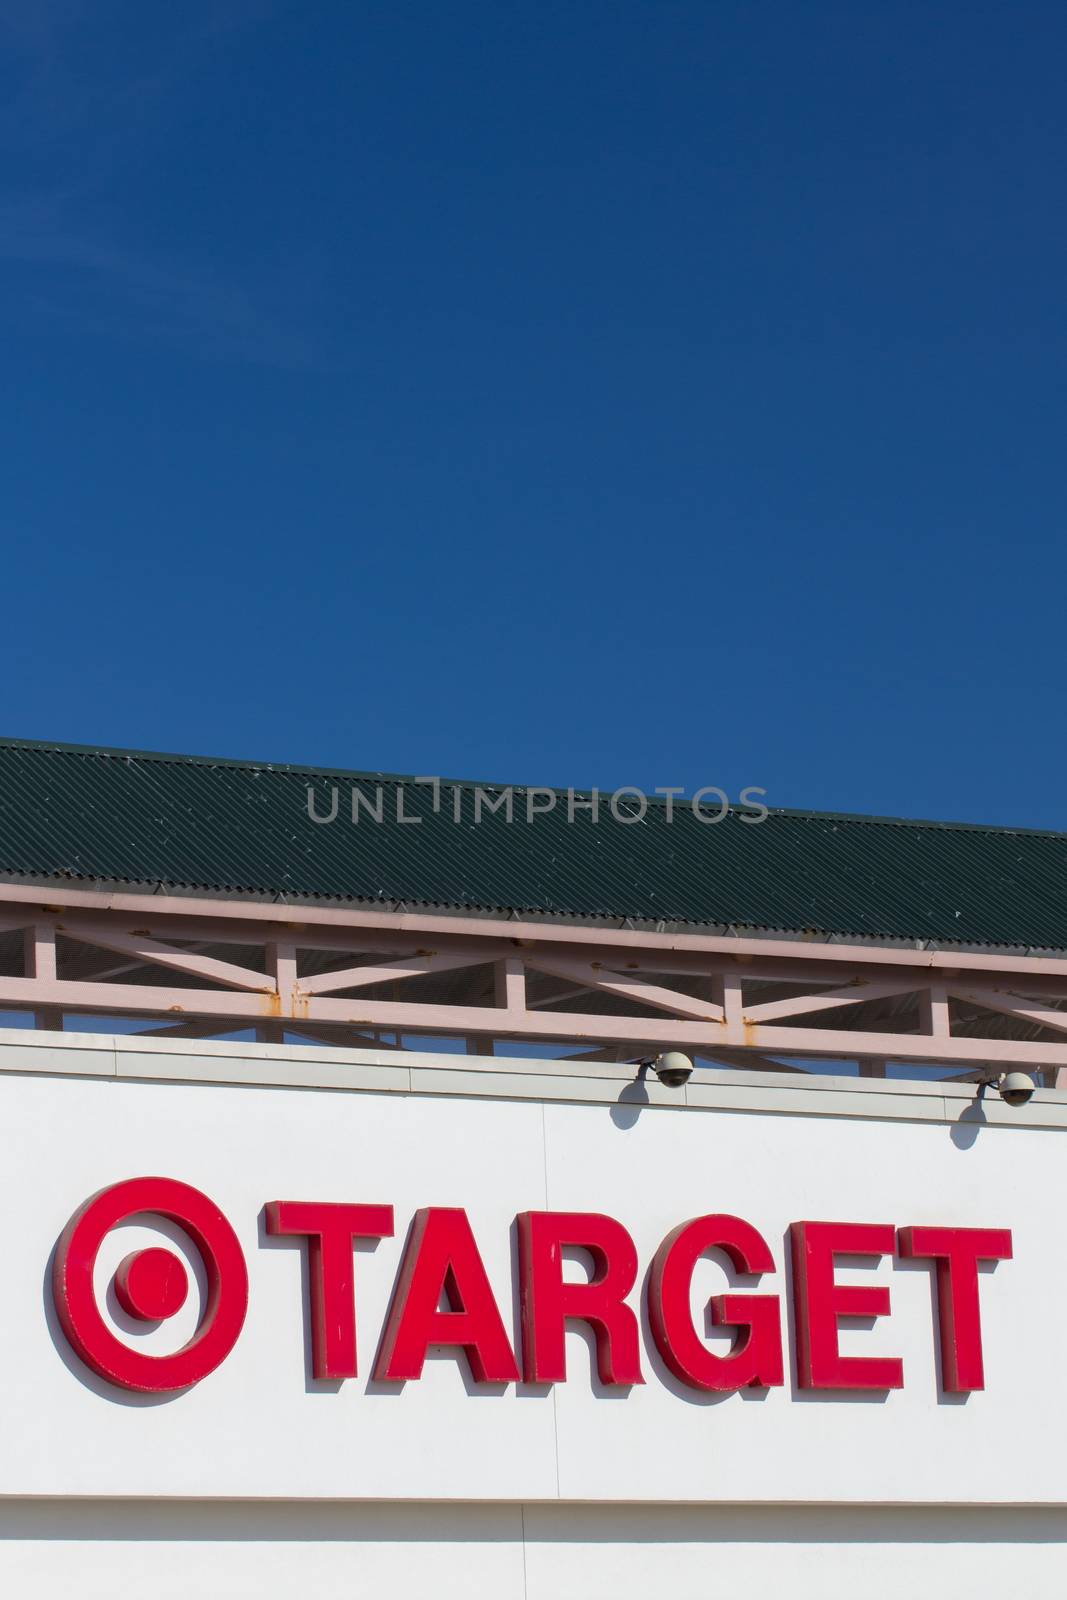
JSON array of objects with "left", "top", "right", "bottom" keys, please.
[
  {"left": 5, "top": 1030, "right": 1067, "bottom": 1596},
  {"left": 2, "top": 739, "right": 1067, "bottom": 1594}
]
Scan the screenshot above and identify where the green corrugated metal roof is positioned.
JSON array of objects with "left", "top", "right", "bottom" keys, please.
[{"left": 1, "top": 737, "right": 1066, "bottom": 952}]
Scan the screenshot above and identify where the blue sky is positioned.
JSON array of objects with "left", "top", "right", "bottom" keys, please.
[{"left": 2, "top": 2, "right": 1065, "bottom": 827}]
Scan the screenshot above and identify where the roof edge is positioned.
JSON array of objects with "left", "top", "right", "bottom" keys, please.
[
  {"left": 0, "top": 736, "right": 1060, "bottom": 840},
  {"left": 1, "top": 869, "right": 1065, "bottom": 962}
]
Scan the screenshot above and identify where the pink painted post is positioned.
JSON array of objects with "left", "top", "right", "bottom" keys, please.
[
  {"left": 25, "top": 924, "right": 62, "bottom": 1033},
  {"left": 918, "top": 985, "right": 950, "bottom": 1040},
  {"left": 495, "top": 958, "right": 526, "bottom": 1016},
  {"left": 268, "top": 941, "right": 297, "bottom": 1023}
]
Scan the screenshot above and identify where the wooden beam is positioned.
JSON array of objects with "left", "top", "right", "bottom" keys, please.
[
  {"left": 0, "top": 977, "right": 265, "bottom": 1019},
  {"left": 300, "top": 994, "right": 1067, "bottom": 1068},
  {"left": 0, "top": 880, "right": 1059, "bottom": 986},
  {"left": 948, "top": 987, "right": 1067, "bottom": 1039},
  {"left": 918, "top": 984, "right": 950, "bottom": 1038},
  {"left": 25, "top": 924, "right": 61, "bottom": 1032},
  {"left": 59, "top": 924, "right": 273, "bottom": 993},
  {"left": 743, "top": 978, "right": 923, "bottom": 1025},
  {"left": 296, "top": 947, "right": 496, "bottom": 997},
  {"left": 523, "top": 954, "right": 723, "bottom": 1023},
  {"left": 494, "top": 957, "right": 526, "bottom": 1012}
]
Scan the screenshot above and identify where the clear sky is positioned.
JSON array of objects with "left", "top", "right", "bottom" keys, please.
[{"left": 2, "top": 2, "right": 1064, "bottom": 827}]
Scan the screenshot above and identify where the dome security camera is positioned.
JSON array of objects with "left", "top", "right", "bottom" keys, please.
[
  {"left": 652, "top": 1051, "right": 693, "bottom": 1089},
  {"left": 998, "top": 1070, "right": 1036, "bottom": 1108}
]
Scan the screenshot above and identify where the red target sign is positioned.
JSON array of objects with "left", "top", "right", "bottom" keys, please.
[
  {"left": 53, "top": 1177, "right": 248, "bottom": 1393},
  {"left": 52, "top": 1181, "right": 1012, "bottom": 1400}
]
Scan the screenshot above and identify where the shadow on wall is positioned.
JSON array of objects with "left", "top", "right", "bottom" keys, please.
[
  {"left": 1, "top": 1499, "right": 1067, "bottom": 1547},
  {"left": 610, "top": 1074, "right": 649, "bottom": 1131},
  {"left": 951, "top": 1084, "right": 988, "bottom": 1151}
]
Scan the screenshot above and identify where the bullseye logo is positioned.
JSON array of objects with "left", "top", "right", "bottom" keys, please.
[{"left": 52, "top": 1177, "right": 249, "bottom": 1393}]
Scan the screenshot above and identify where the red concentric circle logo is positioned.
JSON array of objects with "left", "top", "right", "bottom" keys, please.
[{"left": 53, "top": 1177, "right": 248, "bottom": 1393}]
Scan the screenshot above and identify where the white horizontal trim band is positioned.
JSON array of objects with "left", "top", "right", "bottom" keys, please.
[{"left": 0, "top": 1028, "right": 1061, "bottom": 1131}]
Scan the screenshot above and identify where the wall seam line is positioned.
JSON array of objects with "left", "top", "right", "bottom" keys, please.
[{"left": 520, "top": 1502, "right": 529, "bottom": 1600}]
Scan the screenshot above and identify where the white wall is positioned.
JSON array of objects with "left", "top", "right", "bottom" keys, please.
[
  {"left": 0, "top": 1033, "right": 1064, "bottom": 1593},
  {"left": 2, "top": 1502, "right": 1066, "bottom": 1600},
  {"left": 1, "top": 1049, "right": 1060, "bottom": 1503}
]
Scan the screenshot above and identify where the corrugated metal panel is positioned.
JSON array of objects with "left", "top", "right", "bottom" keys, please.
[{"left": 0, "top": 738, "right": 1065, "bottom": 950}]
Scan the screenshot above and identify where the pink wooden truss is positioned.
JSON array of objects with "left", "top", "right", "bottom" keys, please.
[{"left": 0, "top": 882, "right": 1063, "bottom": 1085}]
